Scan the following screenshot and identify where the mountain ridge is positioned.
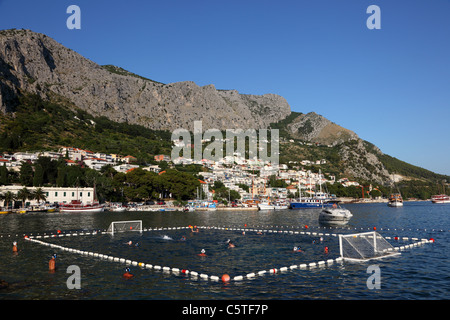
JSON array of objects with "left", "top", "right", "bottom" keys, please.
[
  {"left": 0, "top": 29, "right": 290, "bottom": 132},
  {"left": 1, "top": 28, "right": 448, "bottom": 186}
]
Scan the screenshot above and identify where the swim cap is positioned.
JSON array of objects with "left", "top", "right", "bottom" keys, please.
[
  {"left": 125, "top": 267, "right": 131, "bottom": 272},
  {"left": 52, "top": 254, "right": 57, "bottom": 259},
  {"left": 201, "top": 249, "right": 205, "bottom": 254}
]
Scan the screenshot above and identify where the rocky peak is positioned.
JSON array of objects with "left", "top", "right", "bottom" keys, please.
[{"left": 287, "top": 112, "right": 359, "bottom": 146}]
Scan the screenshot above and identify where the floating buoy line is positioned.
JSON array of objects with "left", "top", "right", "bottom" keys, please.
[{"left": 12, "top": 224, "right": 436, "bottom": 283}]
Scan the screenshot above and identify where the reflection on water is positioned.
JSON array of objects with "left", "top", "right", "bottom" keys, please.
[{"left": 0, "top": 202, "right": 449, "bottom": 299}]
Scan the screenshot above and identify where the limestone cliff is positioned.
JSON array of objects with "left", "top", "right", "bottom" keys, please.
[{"left": 0, "top": 29, "right": 290, "bottom": 131}]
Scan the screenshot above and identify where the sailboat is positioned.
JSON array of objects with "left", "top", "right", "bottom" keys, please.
[
  {"left": 388, "top": 193, "right": 403, "bottom": 207},
  {"left": 290, "top": 170, "right": 333, "bottom": 209},
  {"left": 59, "top": 184, "right": 104, "bottom": 213},
  {"left": 388, "top": 176, "right": 403, "bottom": 207}
]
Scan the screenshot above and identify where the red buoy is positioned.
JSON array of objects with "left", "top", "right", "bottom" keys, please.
[{"left": 221, "top": 274, "right": 230, "bottom": 282}]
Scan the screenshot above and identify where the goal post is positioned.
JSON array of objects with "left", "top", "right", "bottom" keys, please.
[
  {"left": 339, "top": 231, "right": 400, "bottom": 262},
  {"left": 107, "top": 220, "right": 143, "bottom": 235}
]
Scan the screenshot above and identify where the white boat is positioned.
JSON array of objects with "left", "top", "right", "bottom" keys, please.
[
  {"left": 258, "top": 200, "right": 275, "bottom": 210},
  {"left": 109, "top": 203, "right": 126, "bottom": 212},
  {"left": 59, "top": 183, "right": 104, "bottom": 213},
  {"left": 319, "top": 201, "right": 352, "bottom": 225},
  {"left": 388, "top": 193, "right": 404, "bottom": 207},
  {"left": 431, "top": 194, "right": 450, "bottom": 204},
  {"left": 431, "top": 181, "right": 450, "bottom": 203},
  {"left": 59, "top": 200, "right": 104, "bottom": 213},
  {"left": 273, "top": 201, "right": 289, "bottom": 210}
]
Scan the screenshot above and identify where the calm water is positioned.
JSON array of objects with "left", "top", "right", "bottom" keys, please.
[{"left": 0, "top": 202, "right": 449, "bottom": 300}]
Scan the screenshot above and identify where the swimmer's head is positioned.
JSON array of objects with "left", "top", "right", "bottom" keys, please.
[
  {"left": 13, "top": 241, "right": 17, "bottom": 246},
  {"left": 125, "top": 267, "right": 131, "bottom": 273},
  {"left": 52, "top": 253, "right": 57, "bottom": 259},
  {"left": 201, "top": 249, "right": 205, "bottom": 254},
  {"left": 294, "top": 246, "right": 298, "bottom": 251}
]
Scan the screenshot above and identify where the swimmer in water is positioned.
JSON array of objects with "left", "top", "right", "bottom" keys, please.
[
  {"left": 293, "top": 246, "right": 302, "bottom": 252},
  {"left": 324, "top": 246, "right": 329, "bottom": 254},
  {"left": 49, "top": 253, "right": 57, "bottom": 271},
  {"left": 180, "top": 236, "right": 186, "bottom": 241},
  {"left": 198, "top": 249, "right": 207, "bottom": 257},
  {"left": 123, "top": 267, "right": 134, "bottom": 279},
  {"left": 228, "top": 240, "right": 235, "bottom": 248},
  {"left": 126, "top": 241, "right": 133, "bottom": 245},
  {"left": 12, "top": 241, "right": 18, "bottom": 253}
]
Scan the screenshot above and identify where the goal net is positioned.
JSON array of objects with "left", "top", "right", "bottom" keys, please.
[
  {"left": 339, "top": 231, "right": 400, "bottom": 262},
  {"left": 107, "top": 220, "right": 143, "bottom": 235}
]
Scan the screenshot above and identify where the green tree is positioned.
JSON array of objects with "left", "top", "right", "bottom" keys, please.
[
  {"left": 56, "top": 166, "right": 67, "bottom": 187},
  {"left": 19, "top": 162, "right": 34, "bottom": 187},
  {"left": 33, "top": 187, "right": 47, "bottom": 204},
  {"left": 268, "top": 175, "right": 287, "bottom": 188},
  {"left": 2, "top": 191, "right": 15, "bottom": 208},
  {"left": 33, "top": 164, "right": 44, "bottom": 187},
  {"left": 17, "top": 187, "right": 33, "bottom": 208},
  {"left": 0, "top": 164, "right": 8, "bottom": 185}
]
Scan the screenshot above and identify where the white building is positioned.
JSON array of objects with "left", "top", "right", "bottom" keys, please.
[{"left": 0, "top": 186, "right": 95, "bottom": 205}]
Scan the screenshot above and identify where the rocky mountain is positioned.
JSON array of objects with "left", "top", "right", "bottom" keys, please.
[
  {"left": 286, "top": 112, "right": 359, "bottom": 147},
  {"left": 0, "top": 29, "right": 290, "bottom": 131}
]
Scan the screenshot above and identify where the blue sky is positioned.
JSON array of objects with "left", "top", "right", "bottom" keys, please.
[{"left": 1, "top": 0, "right": 449, "bottom": 175}]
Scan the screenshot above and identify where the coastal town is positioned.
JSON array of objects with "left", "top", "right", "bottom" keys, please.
[{"left": 0, "top": 145, "right": 378, "bottom": 213}]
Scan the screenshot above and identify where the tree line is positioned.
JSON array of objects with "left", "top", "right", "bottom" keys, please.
[{"left": 0, "top": 156, "right": 203, "bottom": 203}]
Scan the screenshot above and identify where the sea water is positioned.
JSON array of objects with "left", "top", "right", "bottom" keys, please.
[{"left": 0, "top": 201, "right": 448, "bottom": 300}]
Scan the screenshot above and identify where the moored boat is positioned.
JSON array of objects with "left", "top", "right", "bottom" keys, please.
[
  {"left": 431, "top": 194, "right": 450, "bottom": 204},
  {"left": 258, "top": 200, "right": 275, "bottom": 210},
  {"left": 431, "top": 181, "right": 450, "bottom": 203},
  {"left": 108, "top": 203, "right": 126, "bottom": 212},
  {"left": 319, "top": 200, "right": 352, "bottom": 225},
  {"left": 59, "top": 200, "right": 104, "bottom": 213},
  {"left": 388, "top": 193, "right": 403, "bottom": 207}
]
